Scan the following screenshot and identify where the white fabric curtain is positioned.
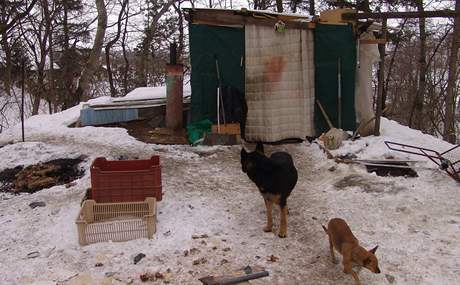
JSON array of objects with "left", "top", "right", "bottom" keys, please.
[{"left": 244, "top": 24, "right": 315, "bottom": 142}]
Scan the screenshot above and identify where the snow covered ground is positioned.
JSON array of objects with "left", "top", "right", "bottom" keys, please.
[{"left": 0, "top": 102, "right": 459, "bottom": 285}]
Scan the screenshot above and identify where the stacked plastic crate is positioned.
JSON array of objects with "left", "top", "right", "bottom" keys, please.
[{"left": 76, "top": 156, "right": 161, "bottom": 245}]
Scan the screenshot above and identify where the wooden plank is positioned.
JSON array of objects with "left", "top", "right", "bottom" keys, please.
[
  {"left": 343, "top": 10, "right": 459, "bottom": 20},
  {"left": 185, "top": 7, "right": 310, "bottom": 22},
  {"left": 203, "top": 133, "right": 239, "bottom": 145},
  {"left": 212, "top": 123, "right": 241, "bottom": 134},
  {"left": 189, "top": 9, "right": 315, "bottom": 30},
  {"left": 319, "top": 8, "right": 355, "bottom": 24}
]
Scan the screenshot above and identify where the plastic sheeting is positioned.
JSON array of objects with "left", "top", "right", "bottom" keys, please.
[
  {"left": 80, "top": 107, "right": 138, "bottom": 126},
  {"left": 355, "top": 32, "right": 380, "bottom": 136}
]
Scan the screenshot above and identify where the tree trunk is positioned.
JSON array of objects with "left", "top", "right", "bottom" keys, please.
[
  {"left": 309, "top": 0, "right": 315, "bottom": 16},
  {"left": 276, "top": 0, "right": 283, "bottom": 13},
  {"left": 105, "top": 0, "right": 128, "bottom": 97},
  {"left": 1, "top": 31, "right": 12, "bottom": 98},
  {"left": 374, "top": 19, "right": 387, "bottom": 136},
  {"left": 1, "top": 1, "right": 12, "bottom": 97},
  {"left": 122, "top": 4, "right": 130, "bottom": 95},
  {"left": 173, "top": 3, "right": 184, "bottom": 62},
  {"left": 76, "top": 0, "right": 107, "bottom": 102},
  {"left": 443, "top": 0, "right": 460, "bottom": 143},
  {"left": 409, "top": 0, "right": 427, "bottom": 130},
  {"left": 48, "top": 31, "right": 55, "bottom": 113},
  {"left": 62, "top": 0, "right": 73, "bottom": 109},
  {"left": 43, "top": 0, "right": 54, "bottom": 113}
]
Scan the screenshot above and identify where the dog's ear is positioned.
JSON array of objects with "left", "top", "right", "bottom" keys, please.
[
  {"left": 255, "top": 142, "right": 264, "bottom": 154},
  {"left": 369, "top": 245, "right": 378, "bottom": 254}
]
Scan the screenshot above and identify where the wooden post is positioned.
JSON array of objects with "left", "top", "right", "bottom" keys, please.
[{"left": 374, "top": 18, "right": 387, "bottom": 136}]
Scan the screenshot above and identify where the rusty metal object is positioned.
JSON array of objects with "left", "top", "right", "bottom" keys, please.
[
  {"left": 385, "top": 141, "right": 460, "bottom": 183},
  {"left": 166, "top": 64, "right": 184, "bottom": 130}
]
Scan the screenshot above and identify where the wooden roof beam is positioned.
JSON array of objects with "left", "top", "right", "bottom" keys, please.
[
  {"left": 343, "top": 10, "right": 459, "bottom": 20},
  {"left": 184, "top": 8, "right": 315, "bottom": 30}
]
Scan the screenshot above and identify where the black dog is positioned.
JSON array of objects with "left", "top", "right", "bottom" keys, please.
[{"left": 241, "top": 143, "right": 298, "bottom": 238}]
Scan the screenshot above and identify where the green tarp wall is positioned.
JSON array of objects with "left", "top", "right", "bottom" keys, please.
[
  {"left": 314, "top": 23, "right": 357, "bottom": 134},
  {"left": 189, "top": 24, "right": 245, "bottom": 123}
]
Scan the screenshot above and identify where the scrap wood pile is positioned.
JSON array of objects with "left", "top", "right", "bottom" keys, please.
[{"left": 0, "top": 157, "right": 85, "bottom": 193}]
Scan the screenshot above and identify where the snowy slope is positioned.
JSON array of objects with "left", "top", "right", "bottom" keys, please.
[{"left": 0, "top": 103, "right": 459, "bottom": 285}]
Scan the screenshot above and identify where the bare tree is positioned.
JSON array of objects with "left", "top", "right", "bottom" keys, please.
[
  {"left": 173, "top": 2, "right": 184, "bottom": 61},
  {"left": 57, "top": 0, "right": 90, "bottom": 109},
  {"left": 121, "top": 3, "right": 130, "bottom": 95},
  {"left": 20, "top": 0, "right": 53, "bottom": 115},
  {"left": 409, "top": 0, "right": 427, "bottom": 131},
  {"left": 105, "top": 0, "right": 129, "bottom": 97},
  {"left": 444, "top": 0, "right": 460, "bottom": 143},
  {"left": 0, "top": 0, "right": 38, "bottom": 35},
  {"left": 1, "top": 0, "right": 38, "bottom": 98},
  {"left": 76, "top": 0, "right": 107, "bottom": 101},
  {"left": 44, "top": 0, "right": 56, "bottom": 113},
  {"left": 140, "top": 0, "right": 177, "bottom": 86}
]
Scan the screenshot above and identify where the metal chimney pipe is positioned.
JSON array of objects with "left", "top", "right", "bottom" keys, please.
[{"left": 165, "top": 64, "right": 184, "bottom": 130}]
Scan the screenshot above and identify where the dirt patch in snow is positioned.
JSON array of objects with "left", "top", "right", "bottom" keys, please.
[
  {"left": 0, "top": 157, "right": 85, "bottom": 193},
  {"left": 333, "top": 174, "right": 407, "bottom": 194}
]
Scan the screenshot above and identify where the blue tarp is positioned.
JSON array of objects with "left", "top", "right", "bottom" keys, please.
[{"left": 80, "top": 107, "right": 138, "bottom": 126}]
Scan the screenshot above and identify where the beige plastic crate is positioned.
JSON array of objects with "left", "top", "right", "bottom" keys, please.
[{"left": 76, "top": 197, "right": 156, "bottom": 245}]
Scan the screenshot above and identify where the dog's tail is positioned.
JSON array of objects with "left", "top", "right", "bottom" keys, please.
[{"left": 322, "top": 225, "right": 328, "bottom": 234}]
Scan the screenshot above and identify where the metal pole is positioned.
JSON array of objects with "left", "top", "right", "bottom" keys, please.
[
  {"left": 337, "top": 57, "right": 342, "bottom": 129},
  {"left": 215, "top": 59, "right": 225, "bottom": 133},
  {"left": 21, "top": 60, "right": 25, "bottom": 142}
]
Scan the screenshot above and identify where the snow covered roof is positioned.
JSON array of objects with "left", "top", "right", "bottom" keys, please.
[
  {"left": 87, "top": 83, "right": 191, "bottom": 110},
  {"left": 113, "top": 84, "right": 192, "bottom": 102}
]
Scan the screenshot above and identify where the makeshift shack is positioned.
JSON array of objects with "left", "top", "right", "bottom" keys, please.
[{"left": 184, "top": 8, "right": 380, "bottom": 143}]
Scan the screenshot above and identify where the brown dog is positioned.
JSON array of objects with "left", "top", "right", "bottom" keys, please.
[{"left": 322, "top": 218, "right": 381, "bottom": 285}]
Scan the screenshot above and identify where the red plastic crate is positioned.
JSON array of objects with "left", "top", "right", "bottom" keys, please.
[{"left": 90, "top": 156, "right": 162, "bottom": 203}]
